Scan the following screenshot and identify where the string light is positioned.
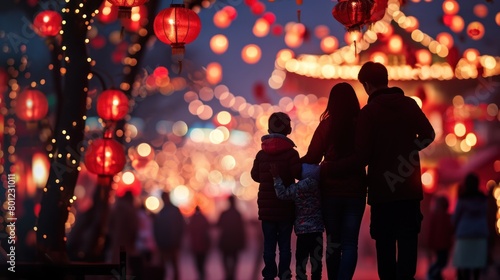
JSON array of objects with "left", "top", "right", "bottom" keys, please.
[{"left": 272, "top": 0, "right": 500, "bottom": 81}]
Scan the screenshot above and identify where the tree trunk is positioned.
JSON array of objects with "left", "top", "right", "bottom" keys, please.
[{"left": 36, "top": 0, "right": 103, "bottom": 263}]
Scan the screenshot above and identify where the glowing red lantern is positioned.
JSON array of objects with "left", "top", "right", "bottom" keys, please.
[
  {"left": 97, "top": 89, "right": 129, "bottom": 122},
  {"left": 33, "top": 10, "right": 62, "bottom": 37},
  {"left": 15, "top": 89, "right": 49, "bottom": 121},
  {"left": 107, "top": 0, "right": 147, "bottom": 19},
  {"left": 332, "top": 0, "right": 372, "bottom": 31},
  {"left": 85, "top": 138, "right": 126, "bottom": 176},
  {"left": 154, "top": 4, "right": 202, "bottom": 62}
]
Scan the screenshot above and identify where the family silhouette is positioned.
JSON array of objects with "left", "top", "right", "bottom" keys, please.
[{"left": 252, "top": 61, "right": 436, "bottom": 280}]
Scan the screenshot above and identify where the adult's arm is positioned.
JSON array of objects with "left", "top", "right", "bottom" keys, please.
[
  {"left": 301, "top": 120, "right": 328, "bottom": 164},
  {"left": 411, "top": 100, "right": 435, "bottom": 151},
  {"left": 290, "top": 150, "right": 303, "bottom": 180},
  {"left": 321, "top": 109, "right": 373, "bottom": 175}
]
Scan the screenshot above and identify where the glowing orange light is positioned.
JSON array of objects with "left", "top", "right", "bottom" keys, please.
[
  {"left": 404, "top": 16, "right": 419, "bottom": 32},
  {"left": 285, "top": 32, "right": 302, "bottom": 48},
  {"left": 320, "top": 36, "right": 339, "bottom": 53},
  {"left": 206, "top": 62, "right": 222, "bottom": 85},
  {"left": 463, "top": 48, "right": 479, "bottom": 63},
  {"left": 416, "top": 49, "right": 432, "bottom": 65},
  {"left": 32, "top": 152, "right": 50, "bottom": 188},
  {"left": 388, "top": 35, "right": 403, "bottom": 53},
  {"left": 276, "top": 49, "right": 294, "bottom": 61},
  {"left": 214, "top": 9, "right": 231, "bottom": 29},
  {"left": 314, "top": 25, "right": 330, "bottom": 39},
  {"left": 422, "top": 169, "right": 437, "bottom": 193},
  {"left": 436, "top": 32, "right": 454, "bottom": 49},
  {"left": 222, "top": 5, "right": 238, "bottom": 20},
  {"left": 210, "top": 34, "right": 229, "bottom": 54},
  {"left": 442, "top": 0, "right": 459, "bottom": 15},
  {"left": 241, "top": 44, "right": 262, "bottom": 64},
  {"left": 344, "top": 30, "right": 361, "bottom": 45},
  {"left": 450, "top": 15, "right": 464, "bottom": 33},
  {"left": 370, "top": 51, "right": 388, "bottom": 64},
  {"left": 253, "top": 18, "right": 270, "bottom": 37},
  {"left": 473, "top": 4, "right": 488, "bottom": 18}
]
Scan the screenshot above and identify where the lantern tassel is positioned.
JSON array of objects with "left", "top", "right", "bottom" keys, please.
[
  {"left": 297, "top": 9, "right": 301, "bottom": 23},
  {"left": 178, "top": 60, "right": 183, "bottom": 74}
]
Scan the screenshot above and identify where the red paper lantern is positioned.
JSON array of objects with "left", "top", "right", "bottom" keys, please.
[
  {"left": 107, "top": 0, "right": 148, "bottom": 19},
  {"left": 33, "top": 10, "right": 62, "bottom": 37},
  {"left": 332, "top": 0, "right": 372, "bottom": 32},
  {"left": 97, "top": 89, "right": 129, "bottom": 122},
  {"left": 154, "top": 4, "right": 202, "bottom": 60},
  {"left": 15, "top": 89, "right": 49, "bottom": 121},
  {"left": 85, "top": 138, "right": 126, "bottom": 176}
]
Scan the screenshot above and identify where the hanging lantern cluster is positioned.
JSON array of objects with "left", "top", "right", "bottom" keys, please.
[
  {"left": 84, "top": 88, "right": 130, "bottom": 179},
  {"left": 154, "top": 4, "right": 202, "bottom": 73},
  {"left": 32, "top": 10, "right": 62, "bottom": 38},
  {"left": 15, "top": 88, "right": 49, "bottom": 122}
]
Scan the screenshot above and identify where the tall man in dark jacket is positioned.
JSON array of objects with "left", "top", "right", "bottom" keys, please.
[{"left": 356, "top": 62, "right": 435, "bottom": 280}]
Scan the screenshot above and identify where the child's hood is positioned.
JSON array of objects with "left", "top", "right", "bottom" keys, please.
[{"left": 261, "top": 133, "right": 296, "bottom": 155}]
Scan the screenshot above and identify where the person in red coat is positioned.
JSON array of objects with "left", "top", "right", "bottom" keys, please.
[{"left": 251, "top": 112, "right": 301, "bottom": 280}]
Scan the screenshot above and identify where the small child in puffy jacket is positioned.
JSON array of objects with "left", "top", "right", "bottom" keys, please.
[{"left": 271, "top": 163, "right": 324, "bottom": 280}]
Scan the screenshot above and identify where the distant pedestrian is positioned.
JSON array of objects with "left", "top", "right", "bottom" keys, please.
[
  {"left": 135, "top": 203, "right": 156, "bottom": 262},
  {"left": 217, "top": 196, "right": 247, "bottom": 280},
  {"left": 188, "top": 206, "right": 211, "bottom": 280},
  {"left": 452, "top": 173, "right": 489, "bottom": 280},
  {"left": 153, "top": 191, "right": 186, "bottom": 280},
  {"left": 427, "top": 195, "right": 454, "bottom": 280},
  {"left": 108, "top": 191, "right": 139, "bottom": 263}
]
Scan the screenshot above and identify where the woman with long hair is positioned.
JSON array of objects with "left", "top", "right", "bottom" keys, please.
[{"left": 301, "top": 82, "right": 367, "bottom": 279}]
